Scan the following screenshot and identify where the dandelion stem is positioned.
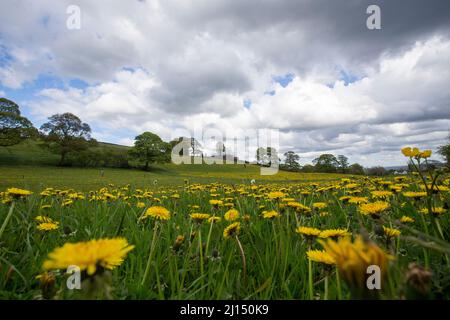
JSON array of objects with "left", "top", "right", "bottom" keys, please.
[
  {"left": 308, "top": 258, "right": 314, "bottom": 299},
  {"left": 198, "top": 228, "right": 204, "bottom": 279},
  {"left": 0, "top": 202, "right": 15, "bottom": 241},
  {"left": 324, "top": 276, "right": 329, "bottom": 300},
  {"left": 141, "top": 222, "right": 159, "bottom": 286},
  {"left": 335, "top": 270, "right": 342, "bottom": 300},
  {"left": 235, "top": 235, "right": 247, "bottom": 285}
]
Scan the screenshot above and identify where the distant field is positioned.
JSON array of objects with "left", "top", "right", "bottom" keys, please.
[
  {"left": 0, "top": 165, "right": 347, "bottom": 191},
  {"left": 0, "top": 140, "right": 347, "bottom": 190}
]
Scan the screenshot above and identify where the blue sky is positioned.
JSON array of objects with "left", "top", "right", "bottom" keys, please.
[{"left": 1, "top": 0, "right": 449, "bottom": 166}]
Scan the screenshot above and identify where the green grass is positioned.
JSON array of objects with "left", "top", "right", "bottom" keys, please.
[
  {"left": 0, "top": 139, "right": 348, "bottom": 190},
  {"left": 0, "top": 178, "right": 448, "bottom": 300}
]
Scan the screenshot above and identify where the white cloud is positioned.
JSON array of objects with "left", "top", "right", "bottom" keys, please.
[{"left": 2, "top": 1, "right": 449, "bottom": 166}]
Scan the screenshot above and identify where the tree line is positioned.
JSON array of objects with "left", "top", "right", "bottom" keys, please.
[{"left": 1, "top": 98, "right": 449, "bottom": 173}]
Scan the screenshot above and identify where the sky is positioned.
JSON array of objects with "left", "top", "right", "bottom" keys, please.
[{"left": 0, "top": 0, "right": 449, "bottom": 167}]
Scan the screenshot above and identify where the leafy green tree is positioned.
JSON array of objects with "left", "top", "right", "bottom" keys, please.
[
  {"left": 40, "top": 113, "right": 96, "bottom": 165},
  {"left": 313, "top": 154, "right": 339, "bottom": 172},
  {"left": 337, "top": 155, "right": 349, "bottom": 173},
  {"left": 0, "top": 98, "right": 36, "bottom": 147},
  {"left": 256, "top": 147, "right": 278, "bottom": 166},
  {"left": 283, "top": 151, "right": 300, "bottom": 170},
  {"left": 348, "top": 163, "right": 365, "bottom": 175},
  {"left": 129, "top": 132, "right": 169, "bottom": 170}
]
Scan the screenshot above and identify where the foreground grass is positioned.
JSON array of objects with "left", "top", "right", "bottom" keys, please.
[{"left": 0, "top": 174, "right": 448, "bottom": 300}]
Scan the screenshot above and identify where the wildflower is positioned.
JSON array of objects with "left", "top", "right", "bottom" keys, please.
[
  {"left": 62, "top": 199, "right": 73, "bottom": 207},
  {"left": 136, "top": 202, "right": 146, "bottom": 209},
  {"left": 209, "top": 199, "right": 223, "bottom": 208},
  {"left": 190, "top": 213, "right": 211, "bottom": 224},
  {"left": 208, "top": 216, "right": 221, "bottom": 223},
  {"left": 306, "top": 250, "right": 336, "bottom": 265},
  {"left": 224, "top": 209, "right": 240, "bottom": 221},
  {"left": 295, "top": 226, "right": 321, "bottom": 238},
  {"left": 319, "top": 228, "right": 350, "bottom": 239},
  {"left": 36, "top": 272, "right": 56, "bottom": 299},
  {"left": 419, "top": 207, "right": 446, "bottom": 217},
  {"left": 40, "top": 204, "right": 52, "bottom": 210},
  {"left": 403, "top": 191, "right": 427, "bottom": 199},
  {"left": 172, "top": 235, "right": 185, "bottom": 251},
  {"left": 43, "top": 238, "right": 134, "bottom": 276},
  {"left": 6, "top": 187, "right": 32, "bottom": 199},
  {"left": 312, "top": 202, "right": 327, "bottom": 209},
  {"left": 401, "top": 147, "right": 420, "bottom": 157},
  {"left": 371, "top": 191, "right": 393, "bottom": 199},
  {"left": 400, "top": 216, "right": 415, "bottom": 223},
  {"left": 359, "top": 201, "right": 390, "bottom": 217},
  {"left": 37, "top": 222, "right": 59, "bottom": 232},
  {"left": 319, "top": 236, "right": 393, "bottom": 298},
  {"left": 348, "top": 197, "right": 368, "bottom": 204},
  {"left": 142, "top": 206, "right": 170, "bottom": 220},
  {"left": 267, "top": 191, "right": 286, "bottom": 200},
  {"left": 223, "top": 222, "right": 241, "bottom": 239},
  {"left": 262, "top": 210, "right": 280, "bottom": 219},
  {"left": 383, "top": 226, "right": 401, "bottom": 238}
]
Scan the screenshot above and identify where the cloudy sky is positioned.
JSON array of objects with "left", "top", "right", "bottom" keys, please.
[{"left": 1, "top": 0, "right": 449, "bottom": 166}]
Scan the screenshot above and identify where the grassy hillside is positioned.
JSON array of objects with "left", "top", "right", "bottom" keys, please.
[
  {"left": 0, "top": 139, "right": 130, "bottom": 166},
  {"left": 0, "top": 139, "right": 347, "bottom": 190}
]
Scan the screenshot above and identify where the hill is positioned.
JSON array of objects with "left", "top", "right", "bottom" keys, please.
[{"left": 0, "top": 140, "right": 347, "bottom": 190}]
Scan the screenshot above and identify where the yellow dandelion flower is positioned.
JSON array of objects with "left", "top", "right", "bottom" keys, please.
[
  {"left": 319, "top": 228, "right": 350, "bottom": 239},
  {"left": 142, "top": 206, "right": 170, "bottom": 220},
  {"left": 307, "top": 250, "right": 336, "bottom": 265},
  {"left": 313, "top": 202, "right": 327, "bottom": 209},
  {"left": 319, "top": 236, "right": 393, "bottom": 294},
  {"left": 136, "top": 202, "right": 146, "bottom": 209},
  {"left": 348, "top": 197, "right": 368, "bottom": 204},
  {"left": 371, "top": 191, "right": 393, "bottom": 199},
  {"left": 7, "top": 187, "right": 32, "bottom": 199},
  {"left": 37, "top": 222, "right": 59, "bottom": 231},
  {"left": 224, "top": 209, "right": 240, "bottom": 221},
  {"left": 190, "top": 213, "right": 211, "bottom": 223},
  {"left": 208, "top": 216, "right": 222, "bottom": 223},
  {"left": 383, "top": 226, "right": 401, "bottom": 238},
  {"left": 401, "top": 147, "right": 420, "bottom": 157},
  {"left": 267, "top": 191, "right": 286, "bottom": 200},
  {"left": 209, "top": 199, "right": 223, "bottom": 207},
  {"left": 400, "top": 216, "right": 415, "bottom": 223},
  {"left": 43, "top": 238, "right": 134, "bottom": 275},
  {"left": 419, "top": 207, "right": 446, "bottom": 216},
  {"left": 295, "top": 226, "right": 321, "bottom": 237},
  {"left": 403, "top": 191, "right": 427, "bottom": 199},
  {"left": 359, "top": 201, "right": 390, "bottom": 217},
  {"left": 262, "top": 210, "right": 280, "bottom": 219},
  {"left": 223, "top": 222, "right": 241, "bottom": 239}
]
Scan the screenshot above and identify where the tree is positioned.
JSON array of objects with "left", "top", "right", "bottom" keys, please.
[
  {"left": 189, "top": 137, "right": 202, "bottom": 156},
  {"left": 0, "top": 98, "right": 36, "bottom": 147},
  {"left": 348, "top": 163, "right": 365, "bottom": 175},
  {"left": 313, "top": 154, "right": 339, "bottom": 173},
  {"left": 256, "top": 147, "right": 279, "bottom": 166},
  {"left": 284, "top": 151, "right": 300, "bottom": 170},
  {"left": 337, "top": 155, "right": 349, "bottom": 173},
  {"left": 40, "top": 113, "right": 95, "bottom": 165},
  {"left": 437, "top": 135, "right": 450, "bottom": 167},
  {"left": 129, "top": 132, "right": 168, "bottom": 170},
  {"left": 366, "top": 166, "right": 387, "bottom": 176},
  {"left": 216, "top": 141, "right": 226, "bottom": 161},
  {"left": 256, "top": 147, "right": 266, "bottom": 165}
]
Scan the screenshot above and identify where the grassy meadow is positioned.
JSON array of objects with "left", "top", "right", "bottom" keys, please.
[{"left": 0, "top": 143, "right": 449, "bottom": 300}]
